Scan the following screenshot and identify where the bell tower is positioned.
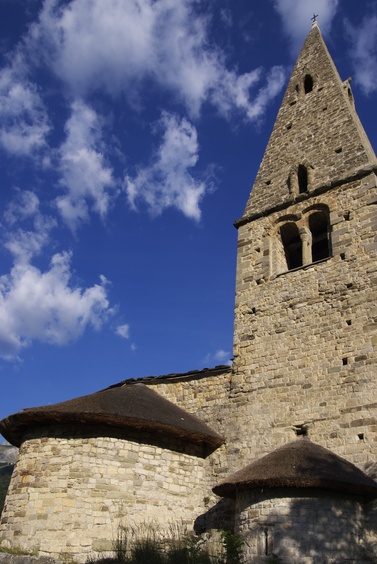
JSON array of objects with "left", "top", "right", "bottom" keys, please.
[{"left": 231, "top": 22, "right": 377, "bottom": 468}]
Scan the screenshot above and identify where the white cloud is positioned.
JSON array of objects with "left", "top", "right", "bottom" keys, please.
[
  {"left": 3, "top": 190, "right": 56, "bottom": 263},
  {"left": 56, "top": 100, "right": 116, "bottom": 229},
  {"left": 27, "top": 0, "right": 284, "bottom": 122},
  {"left": 1, "top": 189, "right": 114, "bottom": 360},
  {"left": 4, "top": 217, "right": 54, "bottom": 265},
  {"left": 220, "top": 8, "right": 232, "bottom": 29},
  {"left": 273, "top": 0, "right": 339, "bottom": 54},
  {"left": 213, "top": 66, "right": 286, "bottom": 122},
  {"left": 125, "top": 112, "right": 209, "bottom": 220},
  {"left": 0, "top": 251, "right": 112, "bottom": 360},
  {"left": 4, "top": 189, "right": 40, "bottom": 226},
  {"left": 346, "top": 14, "right": 377, "bottom": 96},
  {"left": 214, "top": 349, "right": 231, "bottom": 362},
  {"left": 203, "top": 348, "right": 232, "bottom": 366},
  {"left": 115, "top": 324, "right": 130, "bottom": 339},
  {"left": 0, "top": 62, "right": 50, "bottom": 156}
]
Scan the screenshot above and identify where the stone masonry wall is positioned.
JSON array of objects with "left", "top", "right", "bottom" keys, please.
[
  {"left": 146, "top": 371, "right": 231, "bottom": 432},
  {"left": 1, "top": 173, "right": 376, "bottom": 559},
  {"left": 0, "top": 426, "right": 210, "bottom": 563},
  {"left": 235, "top": 489, "right": 369, "bottom": 563},
  {"left": 147, "top": 370, "right": 233, "bottom": 479},
  {"left": 231, "top": 172, "right": 377, "bottom": 474},
  {"left": 147, "top": 174, "right": 377, "bottom": 486},
  {"left": 1, "top": 24, "right": 376, "bottom": 564}
]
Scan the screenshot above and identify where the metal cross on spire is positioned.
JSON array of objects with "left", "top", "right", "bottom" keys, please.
[{"left": 311, "top": 13, "right": 319, "bottom": 23}]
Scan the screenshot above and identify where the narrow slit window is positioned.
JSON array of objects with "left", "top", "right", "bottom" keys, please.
[
  {"left": 309, "top": 211, "right": 331, "bottom": 261},
  {"left": 298, "top": 164, "right": 308, "bottom": 193},
  {"left": 264, "top": 529, "right": 269, "bottom": 555},
  {"left": 280, "top": 222, "right": 303, "bottom": 270},
  {"left": 304, "top": 74, "right": 314, "bottom": 93},
  {"left": 348, "top": 87, "right": 354, "bottom": 106}
]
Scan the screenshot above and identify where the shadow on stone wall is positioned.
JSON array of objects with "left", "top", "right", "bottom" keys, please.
[
  {"left": 265, "top": 496, "right": 377, "bottom": 563},
  {"left": 194, "top": 498, "right": 235, "bottom": 534},
  {"left": 360, "top": 462, "right": 377, "bottom": 561},
  {"left": 196, "top": 493, "right": 377, "bottom": 563}
]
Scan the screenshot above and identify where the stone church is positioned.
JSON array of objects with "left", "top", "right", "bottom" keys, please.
[{"left": 1, "top": 22, "right": 377, "bottom": 563}]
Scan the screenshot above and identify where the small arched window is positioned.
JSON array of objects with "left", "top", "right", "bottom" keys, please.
[
  {"left": 309, "top": 211, "right": 331, "bottom": 261},
  {"left": 280, "top": 222, "right": 303, "bottom": 270},
  {"left": 304, "top": 74, "right": 314, "bottom": 94},
  {"left": 298, "top": 165, "right": 308, "bottom": 193}
]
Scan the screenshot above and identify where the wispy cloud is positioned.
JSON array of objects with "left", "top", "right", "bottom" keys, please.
[
  {"left": 56, "top": 100, "right": 116, "bottom": 230},
  {"left": 115, "top": 324, "right": 130, "bottom": 340},
  {"left": 0, "top": 0, "right": 289, "bottom": 362},
  {"left": 26, "top": 0, "right": 284, "bottom": 122},
  {"left": 346, "top": 13, "right": 377, "bottom": 96},
  {"left": 203, "top": 349, "right": 232, "bottom": 366},
  {"left": 0, "top": 0, "right": 287, "bottom": 229},
  {"left": 0, "top": 189, "right": 113, "bottom": 360},
  {"left": 0, "top": 60, "right": 50, "bottom": 156},
  {"left": 126, "top": 112, "right": 210, "bottom": 221},
  {"left": 3, "top": 190, "right": 56, "bottom": 263},
  {"left": 273, "top": 0, "right": 339, "bottom": 54},
  {"left": 4, "top": 189, "right": 40, "bottom": 226}
]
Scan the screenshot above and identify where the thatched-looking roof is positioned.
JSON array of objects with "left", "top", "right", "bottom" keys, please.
[
  {"left": 213, "top": 439, "right": 377, "bottom": 501},
  {"left": 0, "top": 383, "right": 225, "bottom": 450}
]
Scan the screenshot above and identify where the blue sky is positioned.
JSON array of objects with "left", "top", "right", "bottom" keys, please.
[{"left": 0, "top": 0, "right": 377, "bottom": 429}]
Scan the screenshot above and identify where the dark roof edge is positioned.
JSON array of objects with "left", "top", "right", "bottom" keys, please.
[
  {"left": 213, "top": 479, "right": 377, "bottom": 501},
  {"left": 1, "top": 410, "right": 225, "bottom": 450},
  {"left": 104, "top": 364, "right": 232, "bottom": 391},
  {"left": 234, "top": 164, "right": 377, "bottom": 229}
]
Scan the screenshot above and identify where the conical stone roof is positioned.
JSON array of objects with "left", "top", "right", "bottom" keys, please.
[
  {"left": 239, "top": 22, "right": 377, "bottom": 224},
  {"left": 213, "top": 439, "right": 377, "bottom": 500},
  {"left": 0, "top": 383, "right": 225, "bottom": 450}
]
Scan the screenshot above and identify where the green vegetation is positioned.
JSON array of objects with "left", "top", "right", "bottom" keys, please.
[
  {"left": 0, "top": 464, "right": 13, "bottom": 515},
  {"left": 88, "top": 524, "right": 244, "bottom": 564},
  {"left": 219, "top": 530, "right": 244, "bottom": 563}
]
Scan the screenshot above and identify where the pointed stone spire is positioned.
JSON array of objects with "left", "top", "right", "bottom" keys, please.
[{"left": 240, "top": 23, "right": 377, "bottom": 222}]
